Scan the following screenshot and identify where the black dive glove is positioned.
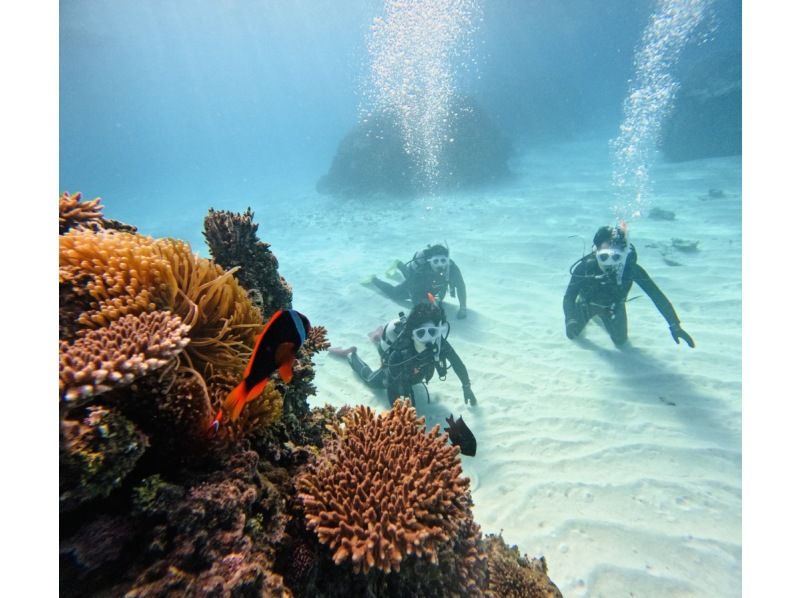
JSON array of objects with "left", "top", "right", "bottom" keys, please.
[
  {"left": 457, "top": 306, "right": 468, "bottom": 319},
  {"left": 565, "top": 319, "right": 580, "bottom": 339},
  {"left": 669, "top": 323, "right": 695, "bottom": 348},
  {"left": 462, "top": 383, "right": 477, "bottom": 406}
]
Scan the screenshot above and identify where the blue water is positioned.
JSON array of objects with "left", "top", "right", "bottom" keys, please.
[{"left": 60, "top": 1, "right": 742, "bottom": 595}]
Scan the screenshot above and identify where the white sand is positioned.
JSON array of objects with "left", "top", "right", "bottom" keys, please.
[{"left": 162, "top": 138, "right": 742, "bottom": 596}]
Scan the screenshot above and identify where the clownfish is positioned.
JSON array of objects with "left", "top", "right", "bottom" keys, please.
[{"left": 221, "top": 308, "right": 311, "bottom": 423}]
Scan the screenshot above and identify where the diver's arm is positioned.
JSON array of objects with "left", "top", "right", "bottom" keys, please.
[
  {"left": 631, "top": 264, "right": 680, "bottom": 326},
  {"left": 386, "top": 348, "right": 412, "bottom": 403},
  {"left": 450, "top": 262, "right": 468, "bottom": 316},
  {"left": 443, "top": 341, "right": 476, "bottom": 404},
  {"left": 563, "top": 260, "right": 586, "bottom": 322},
  {"left": 443, "top": 340, "right": 470, "bottom": 386}
]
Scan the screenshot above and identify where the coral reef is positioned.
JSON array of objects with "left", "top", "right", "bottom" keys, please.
[
  {"left": 57, "top": 196, "right": 563, "bottom": 598},
  {"left": 297, "top": 400, "right": 473, "bottom": 574},
  {"left": 484, "top": 534, "right": 564, "bottom": 598},
  {"left": 60, "top": 405, "right": 149, "bottom": 512},
  {"left": 203, "top": 207, "right": 293, "bottom": 317},
  {"left": 59, "top": 227, "right": 262, "bottom": 375},
  {"left": 59, "top": 310, "right": 190, "bottom": 408}
]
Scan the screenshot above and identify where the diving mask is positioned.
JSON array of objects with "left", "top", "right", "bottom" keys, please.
[
  {"left": 412, "top": 323, "right": 446, "bottom": 343},
  {"left": 428, "top": 255, "right": 450, "bottom": 271},
  {"left": 595, "top": 244, "right": 630, "bottom": 285}
]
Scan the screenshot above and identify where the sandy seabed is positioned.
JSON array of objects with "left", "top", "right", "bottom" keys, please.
[{"left": 157, "top": 138, "right": 742, "bottom": 597}]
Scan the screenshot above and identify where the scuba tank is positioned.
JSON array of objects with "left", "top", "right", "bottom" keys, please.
[{"left": 379, "top": 311, "right": 407, "bottom": 360}]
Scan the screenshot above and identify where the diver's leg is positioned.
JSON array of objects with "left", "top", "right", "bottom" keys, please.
[
  {"left": 348, "top": 352, "right": 387, "bottom": 388},
  {"left": 602, "top": 305, "right": 629, "bottom": 347},
  {"left": 569, "top": 297, "right": 592, "bottom": 336},
  {"left": 397, "top": 261, "right": 410, "bottom": 279},
  {"left": 372, "top": 277, "right": 410, "bottom": 301}
]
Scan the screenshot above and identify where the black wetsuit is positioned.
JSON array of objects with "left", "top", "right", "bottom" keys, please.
[
  {"left": 563, "top": 247, "right": 681, "bottom": 346},
  {"left": 373, "top": 259, "right": 467, "bottom": 310},
  {"left": 348, "top": 336, "right": 470, "bottom": 406}
]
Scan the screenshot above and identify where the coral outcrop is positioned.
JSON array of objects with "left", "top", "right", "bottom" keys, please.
[
  {"left": 59, "top": 311, "right": 190, "bottom": 407},
  {"left": 123, "top": 451, "right": 290, "bottom": 598},
  {"left": 485, "top": 534, "right": 563, "bottom": 598},
  {"left": 59, "top": 191, "right": 137, "bottom": 235},
  {"left": 297, "top": 400, "right": 475, "bottom": 575},
  {"left": 203, "top": 207, "right": 293, "bottom": 317},
  {"left": 60, "top": 406, "right": 149, "bottom": 511},
  {"left": 316, "top": 96, "right": 512, "bottom": 198}
]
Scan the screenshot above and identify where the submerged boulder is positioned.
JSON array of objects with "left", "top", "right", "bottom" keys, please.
[
  {"left": 660, "top": 49, "right": 741, "bottom": 162},
  {"left": 317, "top": 96, "right": 512, "bottom": 198}
]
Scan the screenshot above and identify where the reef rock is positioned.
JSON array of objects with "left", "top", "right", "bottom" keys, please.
[
  {"left": 317, "top": 96, "right": 512, "bottom": 198},
  {"left": 660, "top": 49, "right": 741, "bottom": 162}
]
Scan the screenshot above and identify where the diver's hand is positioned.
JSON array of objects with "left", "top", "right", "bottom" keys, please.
[
  {"left": 457, "top": 306, "right": 467, "bottom": 319},
  {"left": 565, "top": 319, "right": 580, "bottom": 339},
  {"left": 670, "top": 324, "right": 695, "bottom": 348},
  {"left": 462, "top": 384, "right": 477, "bottom": 406}
]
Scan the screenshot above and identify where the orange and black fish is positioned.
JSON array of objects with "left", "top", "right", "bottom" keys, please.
[
  {"left": 445, "top": 413, "right": 477, "bottom": 457},
  {"left": 222, "top": 308, "right": 311, "bottom": 423}
]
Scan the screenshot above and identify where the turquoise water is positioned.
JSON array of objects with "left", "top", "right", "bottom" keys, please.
[{"left": 60, "top": 1, "right": 742, "bottom": 595}]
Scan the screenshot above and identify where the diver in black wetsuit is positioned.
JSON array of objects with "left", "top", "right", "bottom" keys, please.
[
  {"left": 367, "top": 244, "right": 469, "bottom": 319},
  {"left": 333, "top": 301, "right": 476, "bottom": 406},
  {"left": 563, "top": 225, "right": 695, "bottom": 349}
]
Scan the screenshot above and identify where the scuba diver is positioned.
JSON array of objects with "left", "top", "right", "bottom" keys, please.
[
  {"left": 365, "top": 243, "right": 468, "bottom": 319},
  {"left": 329, "top": 300, "right": 477, "bottom": 406},
  {"left": 563, "top": 224, "right": 695, "bottom": 349}
]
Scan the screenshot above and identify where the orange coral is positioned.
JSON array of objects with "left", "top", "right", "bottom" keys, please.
[
  {"left": 60, "top": 311, "right": 190, "bottom": 405},
  {"left": 59, "top": 191, "right": 104, "bottom": 234},
  {"left": 297, "top": 400, "right": 471, "bottom": 574},
  {"left": 59, "top": 228, "right": 262, "bottom": 375}
]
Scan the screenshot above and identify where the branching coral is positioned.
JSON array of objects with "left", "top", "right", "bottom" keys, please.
[
  {"left": 60, "top": 191, "right": 104, "bottom": 234},
  {"left": 59, "top": 191, "right": 137, "bottom": 234},
  {"left": 59, "top": 228, "right": 262, "bottom": 375},
  {"left": 60, "top": 406, "right": 149, "bottom": 512},
  {"left": 203, "top": 207, "right": 293, "bottom": 317},
  {"left": 297, "top": 400, "right": 471, "bottom": 575},
  {"left": 485, "top": 534, "right": 563, "bottom": 598},
  {"left": 59, "top": 311, "right": 190, "bottom": 407}
]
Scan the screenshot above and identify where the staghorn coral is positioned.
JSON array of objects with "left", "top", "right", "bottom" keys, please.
[
  {"left": 203, "top": 207, "right": 293, "bottom": 317},
  {"left": 59, "top": 228, "right": 262, "bottom": 375},
  {"left": 60, "top": 406, "right": 149, "bottom": 512},
  {"left": 304, "top": 325, "right": 331, "bottom": 354},
  {"left": 485, "top": 534, "right": 563, "bottom": 598},
  {"left": 59, "top": 191, "right": 137, "bottom": 234},
  {"left": 59, "top": 311, "right": 190, "bottom": 407},
  {"left": 297, "top": 400, "right": 471, "bottom": 575}
]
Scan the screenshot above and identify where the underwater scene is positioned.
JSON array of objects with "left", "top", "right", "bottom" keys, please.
[{"left": 59, "top": 1, "right": 741, "bottom": 596}]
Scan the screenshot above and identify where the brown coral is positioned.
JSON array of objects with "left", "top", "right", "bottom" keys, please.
[
  {"left": 59, "top": 228, "right": 262, "bottom": 374},
  {"left": 60, "top": 311, "right": 190, "bottom": 406},
  {"left": 297, "top": 400, "right": 471, "bottom": 575},
  {"left": 125, "top": 451, "right": 291, "bottom": 597},
  {"left": 60, "top": 406, "right": 149, "bottom": 511},
  {"left": 59, "top": 191, "right": 137, "bottom": 234},
  {"left": 485, "top": 534, "right": 563, "bottom": 598},
  {"left": 203, "top": 207, "right": 293, "bottom": 317},
  {"left": 60, "top": 191, "right": 104, "bottom": 234}
]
